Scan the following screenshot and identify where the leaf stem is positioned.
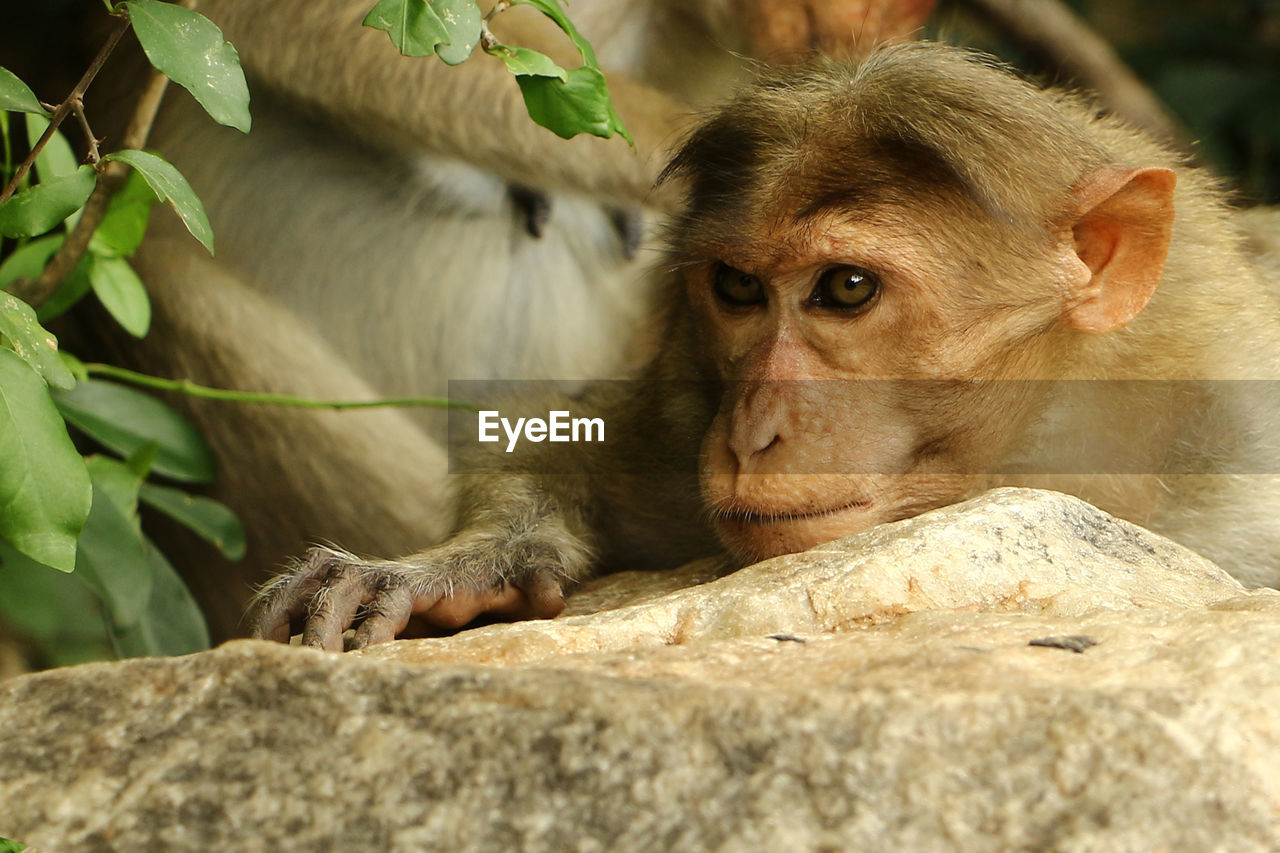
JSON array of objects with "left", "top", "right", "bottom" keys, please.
[{"left": 83, "top": 363, "right": 477, "bottom": 411}]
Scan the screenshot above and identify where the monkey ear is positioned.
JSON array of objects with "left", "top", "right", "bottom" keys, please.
[{"left": 1062, "top": 167, "right": 1178, "bottom": 333}]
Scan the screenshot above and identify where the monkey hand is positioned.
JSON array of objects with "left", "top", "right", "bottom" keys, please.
[{"left": 247, "top": 535, "right": 580, "bottom": 651}]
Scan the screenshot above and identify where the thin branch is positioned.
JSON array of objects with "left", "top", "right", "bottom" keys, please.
[
  {"left": 483, "top": 1, "right": 510, "bottom": 23},
  {"left": 84, "top": 364, "right": 476, "bottom": 411},
  {"left": 71, "top": 100, "right": 101, "bottom": 164},
  {"left": 479, "top": 1, "right": 510, "bottom": 49},
  {"left": 957, "top": 0, "right": 1188, "bottom": 149},
  {"left": 0, "top": 13, "right": 130, "bottom": 203}
]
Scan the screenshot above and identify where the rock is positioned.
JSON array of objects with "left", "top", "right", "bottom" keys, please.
[{"left": 2, "top": 488, "right": 1279, "bottom": 851}]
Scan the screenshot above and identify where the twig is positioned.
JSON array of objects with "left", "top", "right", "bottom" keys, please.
[
  {"left": 71, "top": 100, "right": 101, "bottom": 164},
  {"left": 84, "top": 363, "right": 477, "bottom": 411},
  {"left": 484, "top": 1, "right": 510, "bottom": 22},
  {"left": 479, "top": 1, "right": 511, "bottom": 50},
  {"left": 957, "top": 0, "right": 1188, "bottom": 148},
  {"left": 0, "top": 14, "right": 129, "bottom": 204}
]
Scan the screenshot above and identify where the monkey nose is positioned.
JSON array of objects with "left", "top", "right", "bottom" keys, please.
[
  {"left": 728, "top": 429, "right": 782, "bottom": 469},
  {"left": 727, "top": 412, "right": 784, "bottom": 470},
  {"left": 727, "top": 385, "right": 788, "bottom": 468}
]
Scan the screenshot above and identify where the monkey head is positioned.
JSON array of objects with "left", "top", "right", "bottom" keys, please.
[{"left": 660, "top": 44, "right": 1178, "bottom": 563}]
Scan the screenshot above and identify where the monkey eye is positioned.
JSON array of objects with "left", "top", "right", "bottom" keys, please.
[
  {"left": 812, "top": 265, "right": 879, "bottom": 310},
  {"left": 712, "top": 263, "right": 767, "bottom": 307}
]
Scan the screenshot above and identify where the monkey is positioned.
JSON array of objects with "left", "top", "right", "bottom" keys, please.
[
  {"left": 247, "top": 41, "right": 1280, "bottom": 650},
  {"left": 86, "top": 0, "right": 935, "bottom": 639}
]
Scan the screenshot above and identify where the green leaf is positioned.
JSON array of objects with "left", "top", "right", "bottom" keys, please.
[
  {"left": 89, "top": 254, "right": 151, "bottom": 337},
  {"left": 0, "top": 349, "right": 92, "bottom": 572},
  {"left": 505, "top": 0, "right": 630, "bottom": 143},
  {"left": 25, "top": 113, "right": 79, "bottom": 181},
  {"left": 0, "top": 539, "right": 113, "bottom": 662},
  {"left": 112, "top": 540, "right": 210, "bottom": 657},
  {"left": 140, "top": 482, "right": 246, "bottom": 560},
  {"left": 0, "top": 164, "right": 96, "bottom": 239},
  {"left": 0, "top": 290, "right": 76, "bottom": 389},
  {"left": 489, "top": 45, "right": 567, "bottom": 80},
  {"left": 516, "top": 66, "right": 632, "bottom": 142},
  {"left": 0, "top": 67, "right": 47, "bottom": 115},
  {"left": 37, "top": 257, "right": 92, "bottom": 323},
  {"left": 60, "top": 350, "right": 89, "bottom": 384},
  {"left": 125, "top": 0, "right": 251, "bottom": 132},
  {"left": 53, "top": 379, "right": 217, "bottom": 483},
  {"left": 0, "top": 233, "right": 63, "bottom": 291},
  {"left": 26, "top": 113, "right": 82, "bottom": 234},
  {"left": 85, "top": 454, "right": 146, "bottom": 517},
  {"left": 511, "top": 0, "right": 599, "bottom": 66},
  {"left": 433, "top": 0, "right": 482, "bottom": 65},
  {"left": 64, "top": 457, "right": 210, "bottom": 655},
  {"left": 363, "top": 0, "right": 449, "bottom": 57},
  {"left": 89, "top": 169, "right": 157, "bottom": 257},
  {"left": 123, "top": 442, "right": 159, "bottom": 479},
  {"left": 105, "top": 149, "right": 212, "bottom": 254},
  {"left": 75, "top": 468, "right": 152, "bottom": 629}
]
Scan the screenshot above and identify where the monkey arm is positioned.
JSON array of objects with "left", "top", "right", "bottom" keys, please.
[
  {"left": 247, "top": 478, "right": 597, "bottom": 651},
  {"left": 194, "top": 0, "right": 690, "bottom": 209},
  {"left": 246, "top": 378, "right": 718, "bottom": 650},
  {"left": 246, "top": 475, "right": 591, "bottom": 651},
  {"left": 247, "top": 394, "right": 610, "bottom": 651}
]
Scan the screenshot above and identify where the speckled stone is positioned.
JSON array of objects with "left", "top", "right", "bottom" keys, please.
[{"left": 2, "top": 489, "right": 1278, "bottom": 852}]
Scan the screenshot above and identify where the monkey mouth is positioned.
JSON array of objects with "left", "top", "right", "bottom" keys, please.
[
  {"left": 710, "top": 497, "right": 880, "bottom": 562},
  {"left": 712, "top": 498, "right": 873, "bottom": 525}
]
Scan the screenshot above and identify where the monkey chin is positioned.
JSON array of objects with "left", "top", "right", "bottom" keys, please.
[{"left": 712, "top": 500, "right": 879, "bottom": 564}]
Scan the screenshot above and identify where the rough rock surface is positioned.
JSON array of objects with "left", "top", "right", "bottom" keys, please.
[{"left": 2, "top": 489, "right": 1279, "bottom": 851}]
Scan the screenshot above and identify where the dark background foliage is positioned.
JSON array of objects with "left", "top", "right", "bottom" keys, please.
[{"left": 934, "top": 0, "right": 1280, "bottom": 204}]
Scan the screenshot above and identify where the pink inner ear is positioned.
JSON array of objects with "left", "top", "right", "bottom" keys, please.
[{"left": 1064, "top": 167, "right": 1177, "bottom": 334}]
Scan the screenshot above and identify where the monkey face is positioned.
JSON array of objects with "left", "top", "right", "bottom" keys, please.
[{"left": 686, "top": 210, "right": 1071, "bottom": 562}]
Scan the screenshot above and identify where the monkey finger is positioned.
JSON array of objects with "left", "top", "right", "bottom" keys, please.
[
  {"left": 301, "top": 574, "right": 373, "bottom": 651},
  {"left": 420, "top": 583, "right": 523, "bottom": 630},
  {"left": 245, "top": 589, "right": 293, "bottom": 642},
  {"left": 247, "top": 609, "right": 295, "bottom": 644},
  {"left": 247, "top": 547, "right": 350, "bottom": 642},
  {"left": 512, "top": 571, "right": 566, "bottom": 619},
  {"left": 348, "top": 585, "right": 417, "bottom": 650},
  {"left": 246, "top": 578, "right": 319, "bottom": 643}
]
